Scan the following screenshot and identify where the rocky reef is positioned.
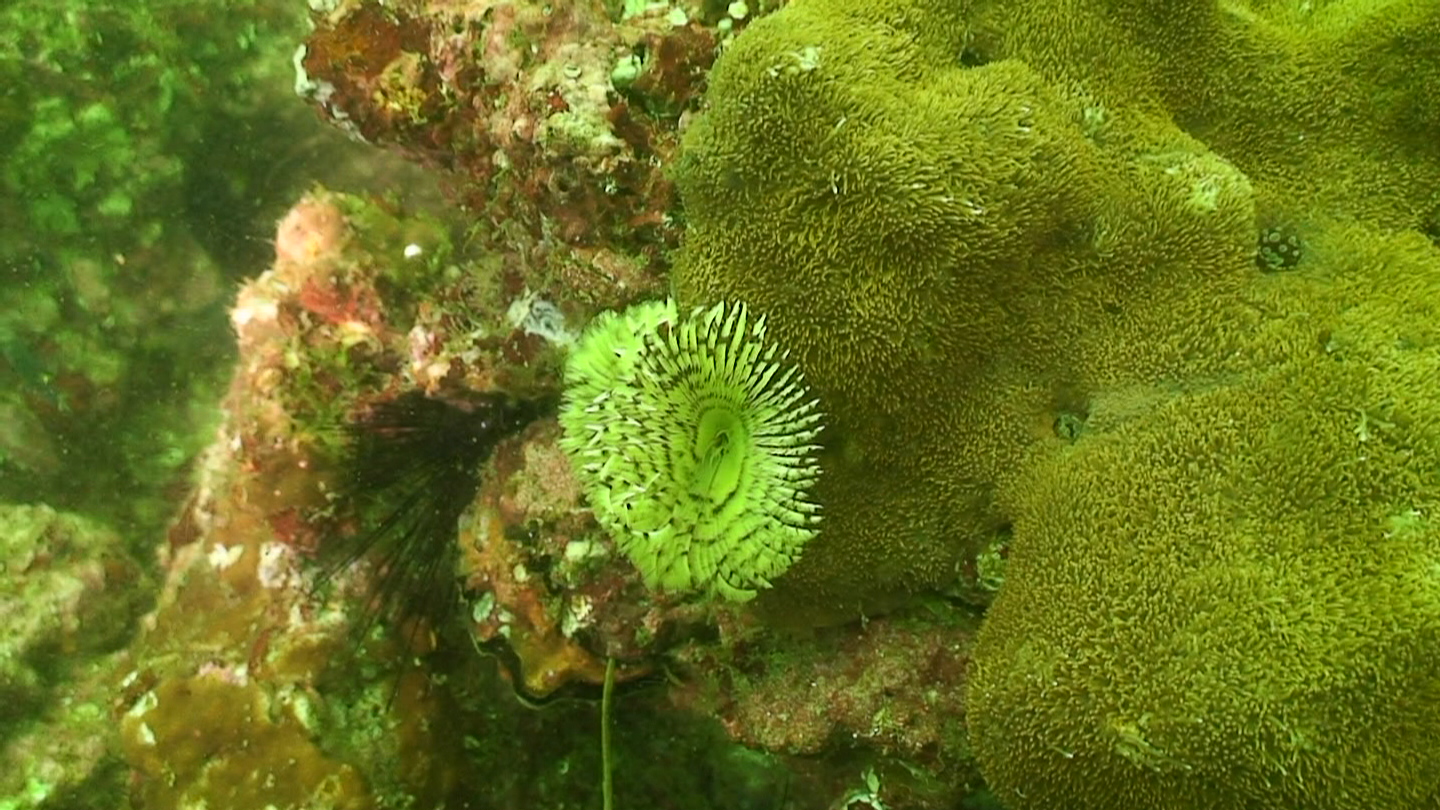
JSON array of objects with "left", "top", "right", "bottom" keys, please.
[
  {"left": 100, "top": 188, "right": 972, "bottom": 808},
  {"left": 9, "top": 0, "right": 1440, "bottom": 808}
]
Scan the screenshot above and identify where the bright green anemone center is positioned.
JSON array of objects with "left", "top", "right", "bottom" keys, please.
[{"left": 691, "top": 407, "right": 746, "bottom": 502}]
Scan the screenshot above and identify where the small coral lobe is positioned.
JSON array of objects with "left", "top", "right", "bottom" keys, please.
[{"left": 971, "top": 322, "right": 1440, "bottom": 808}]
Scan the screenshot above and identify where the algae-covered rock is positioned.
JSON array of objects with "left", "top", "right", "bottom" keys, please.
[
  {"left": 0, "top": 0, "right": 310, "bottom": 535},
  {"left": 0, "top": 503, "right": 149, "bottom": 809},
  {"left": 0, "top": 504, "right": 148, "bottom": 713}
]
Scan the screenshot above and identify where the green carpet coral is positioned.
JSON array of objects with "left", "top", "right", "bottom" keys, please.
[
  {"left": 673, "top": 0, "right": 1262, "bottom": 621},
  {"left": 668, "top": 0, "right": 1440, "bottom": 802},
  {"left": 672, "top": 0, "right": 1440, "bottom": 624},
  {"left": 560, "top": 299, "right": 824, "bottom": 601},
  {"left": 968, "top": 260, "right": 1440, "bottom": 806}
]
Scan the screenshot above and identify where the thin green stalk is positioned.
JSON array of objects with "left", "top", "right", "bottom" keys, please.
[{"left": 602, "top": 656, "right": 616, "bottom": 810}]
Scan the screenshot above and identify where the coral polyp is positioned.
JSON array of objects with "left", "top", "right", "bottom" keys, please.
[{"left": 560, "top": 299, "right": 824, "bottom": 601}]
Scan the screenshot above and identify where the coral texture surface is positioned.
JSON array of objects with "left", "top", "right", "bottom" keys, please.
[{"left": 670, "top": 0, "right": 1440, "bottom": 805}]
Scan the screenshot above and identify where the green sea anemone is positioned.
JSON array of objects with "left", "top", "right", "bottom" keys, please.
[{"left": 560, "top": 299, "right": 824, "bottom": 601}]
